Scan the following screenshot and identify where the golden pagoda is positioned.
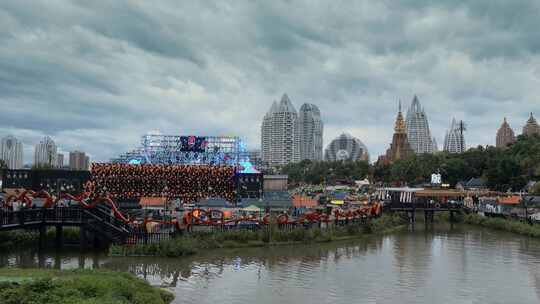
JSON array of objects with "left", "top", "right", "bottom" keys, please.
[{"left": 378, "top": 102, "right": 414, "bottom": 164}]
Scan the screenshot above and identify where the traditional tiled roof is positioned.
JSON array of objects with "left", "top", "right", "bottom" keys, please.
[
  {"left": 466, "top": 177, "right": 487, "bottom": 188},
  {"left": 139, "top": 197, "right": 167, "bottom": 207},
  {"left": 523, "top": 112, "right": 540, "bottom": 136},
  {"left": 497, "top": 196, "right": 521, "bottom": 205},
  {"left": 292, "top": 195, "right": 318, "bottom": 208},
  {"left": 197, "top": 197, "right": 232, "bottom": 208}
]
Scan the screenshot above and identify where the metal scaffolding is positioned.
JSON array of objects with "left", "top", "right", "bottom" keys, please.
[{"left": 111, "top": 134, "right": 249, "bottom": 166}]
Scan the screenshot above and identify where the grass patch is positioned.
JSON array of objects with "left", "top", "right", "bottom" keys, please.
[
  {"left": 0, "top": 268, "right": 174, "bottom": 304},
  {"left": 110, "top": 214, "right": 407, "bottom": 257}
]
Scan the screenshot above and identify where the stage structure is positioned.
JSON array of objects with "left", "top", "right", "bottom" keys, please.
[{"left": 111, "top": 133, "right": 255, "bottom": 169}]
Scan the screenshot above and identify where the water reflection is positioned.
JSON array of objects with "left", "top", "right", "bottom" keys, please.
[{"left": 3, "top": 225, "right": 540, "bottom": 304}]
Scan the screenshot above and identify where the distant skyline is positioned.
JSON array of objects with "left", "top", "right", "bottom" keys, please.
[{"left": 1, "top": 1, "right": 539, "bottom": 163}]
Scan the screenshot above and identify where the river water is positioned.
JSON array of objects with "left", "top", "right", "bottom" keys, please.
[{"left": 2, "top": 224, "right": 540, "bottom": 304}]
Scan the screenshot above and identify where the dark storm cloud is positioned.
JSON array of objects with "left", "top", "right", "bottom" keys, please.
[{"left": 0, "top": 0, "right": 539, "bottom": 163}]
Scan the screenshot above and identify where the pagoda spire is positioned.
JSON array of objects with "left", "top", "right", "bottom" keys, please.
[{"left": 394, "top": 101, "right": 407, "bottom": 134}]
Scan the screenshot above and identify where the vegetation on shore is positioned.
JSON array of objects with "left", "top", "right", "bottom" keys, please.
[
  {"left": 282, "top": 135, "right": 540, "bottom": 192},
  {"left": 110, "top": 214, "right": 406, "bottom": 257},
  {"left": 0, "top": 268, "right": 174, "bottom": 304},
  {"left": 460, "top": 213, "right": 540, "bottom": 237}
]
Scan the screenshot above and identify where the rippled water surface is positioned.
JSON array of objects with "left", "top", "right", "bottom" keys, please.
[{"left": 3, "top": 224, "right": 540, "bottom": 304}]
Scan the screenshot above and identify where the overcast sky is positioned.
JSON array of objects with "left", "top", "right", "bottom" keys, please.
[{"left": 1, "top": 1, "right": 539, "bottom": 164}]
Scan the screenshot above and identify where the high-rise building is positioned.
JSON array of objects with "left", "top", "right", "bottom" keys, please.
[
  {"left": 522, "top": 112, "right": 540, "bottom": 137},
  {"left": 298, "top": 103, "right": 323, "bottom": 161},
  {"left": 0, "top": 135, "right": 23, "bottom": 169},
  {"left": 69, "top": 151, "right": 90, "bottom": 170},
  {"left": 34, "top": 136, "right": 57, "bottom": 167},
  {"left": 444, "top": 118, "right": 466, "bottom": 153},
  {"left": 496, "top": 117, "right": 516, "bottom": 148},
  {"left": 324, "top": 133, "right": 369, "bottom": 162},
  {"left": 56, "top": 153, "right": 64, "bottom": 168},
  {"left": 261, "top": 101, "right": 277, "bottom": 165},
  {"left": 261, "top": 94, "right": 299, "bottom": 167},
  {"left": 378, "top": 102, "right": 414, "bottom": 164},
  {"left": 405, "top": 95, "right": 436, "bottom": 154}
]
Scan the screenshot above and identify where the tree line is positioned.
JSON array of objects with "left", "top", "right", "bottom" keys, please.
[{"left": 281, "top": 135, "right": 540, "bottom": 192}]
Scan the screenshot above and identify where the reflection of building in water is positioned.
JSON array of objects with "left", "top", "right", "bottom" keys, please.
[{"left": 392, "top": 232, "right": 434, "bottom": 294}]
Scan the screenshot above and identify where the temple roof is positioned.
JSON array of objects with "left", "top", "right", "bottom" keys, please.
[
  {"left": 498, "top": 117, "right": 514, "bottom": 133},
  {"left": 527, "top": 112, "right": 537, "bottom": 124},
  {"left": 523, "top": 112, "right": 540, "bottom": 136}
]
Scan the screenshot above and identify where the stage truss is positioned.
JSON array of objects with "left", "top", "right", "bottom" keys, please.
[{"left": 112, "top": 134, "right": 251, "bottom": 167}]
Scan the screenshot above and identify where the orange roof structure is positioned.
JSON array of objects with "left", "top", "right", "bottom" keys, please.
[
  {"left": 415, "top": 190, "right": 465, "bottom": 197},
  {"left": 292, "top": 195, "right": 318, "bottom": 208},
  {"left": 140, "top": 197, "right": 167, "bottom": 207},
  {"left": 497, "top": 196, "right": 521, "bottom": 205}
]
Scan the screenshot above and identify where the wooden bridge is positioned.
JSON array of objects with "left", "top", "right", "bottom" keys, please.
[
  {"left": 387, "top": 201, "right": 463, "bottom": 223},
  {"left": 0, "top": 205, "right": 133, "bottom": 248},
  {"left": 378, "top": 187, "right": 467, "bottom": 223}
]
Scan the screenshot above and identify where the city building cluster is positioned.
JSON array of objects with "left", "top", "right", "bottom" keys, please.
[
  {"left": 0, "top": 135, "right": 90, "bottom": 170},
  {"left": 378, "top": 97, "right": 538, "bottom": 164},
  {"left": 259, "top": 93, "right": 539, "bottom": 168},
  {"left": 3, "top": 97, "right": 538, "bottom": 171}
]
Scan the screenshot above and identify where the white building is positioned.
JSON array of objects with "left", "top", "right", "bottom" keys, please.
[
  {"left": 324, "top": 133, "right": 369, "bottom": 162},
  {"left": 405, "top": 95, "right": 436, "bottom": 154},
  {"left": 0, "top": 135, "right": 23, "bottom": 169},
  {"left": 261, "top": 94, "right": 300, "bottom": 167},
  {"left": 261, "top": 101, "right": 277, "bottom": 165},
  {"left": 297, "top": 103, "right": 323, "bottom": 161},
  {"left": 34, "top": 136, "right": 58, "bottom": 167},
  {"left": 69, "top": 151, "right": 90, "bottom": 170},
  {"left": 444, "top": 118, "right": 466, "bottom": 153},
  {"left": 56, "top": 153, "right": 64, "bottom": 168}
]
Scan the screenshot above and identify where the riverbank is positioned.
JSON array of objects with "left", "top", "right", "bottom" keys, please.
[
  {"left": 0, "top": 268, "right": 174, "bottom": 304},
  {"left": 110, "top": 214, "right": 407, "bottom": 257},
  {"left": 461, "top": 213, "right": 540, "bottom": 237}
]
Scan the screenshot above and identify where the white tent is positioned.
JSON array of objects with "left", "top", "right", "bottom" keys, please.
[{"left": 242, "top": 205, "right": 262, "bottom": 212}]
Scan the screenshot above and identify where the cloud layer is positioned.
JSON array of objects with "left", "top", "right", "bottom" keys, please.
[{"left": 1, "top": 1, "right": 539, "bottom": 163}]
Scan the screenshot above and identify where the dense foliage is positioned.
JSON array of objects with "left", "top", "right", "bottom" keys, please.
[
  {"left": 282, "top": 159, "right": 370, "bottom": 185},
  {"left": 373, "top": 135, "right": 540, "bottom": 190},
  {"left": 282, "top": 136, "right": 540, "bottom": 191}
]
